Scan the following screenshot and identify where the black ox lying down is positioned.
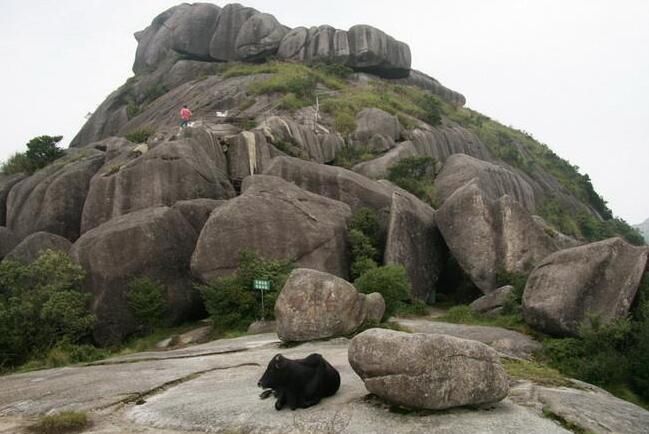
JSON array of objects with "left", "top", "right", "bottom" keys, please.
[{"left": 258, "top": 353, "right": 341, "bottom": 410}]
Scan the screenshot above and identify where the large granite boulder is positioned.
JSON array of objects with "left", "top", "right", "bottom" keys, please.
[
  {"left": 81, "top": 132, "right": 233, "bottom": 233},
  {"left": 70, "top": 206, "right": 200, "bottom": 345},
  {"left": 522, "top": 238, "right": 649, "bottom": 336},
  {"left": 353, "top": 141, "right": 418, "bottom": 179},
  {"left": 259, "top": 116, "right": 343, "bottom": 163},
  {"left": 0, "top": 173, "right": 27, "bottom": 226},
  {"left": 349, "top": 329, "right": 509, "bottom": 410},
  {"left": 171, "top": 198, "right": 225, "bottom": 234},
  {"left": 0, "top": 227, "right": 20, "bottom": 259},
  {"left": 351, "top": 108, "right": 401, "bottom": 152},
  {"left": 209, "top": 3, "right": 259, "bottom": 61},
  {"left": 4, "top": 231, "right": 72, "bottom": 263},
  {"left": 435, "top": 182, "right": 558, "bottom": 292},
  {"left": 347, "top": 25, "right": 411, "bottom": 78},
  {"left": 6, "top": 149, "right": 105, "bottom": 241},
  {"left": 381, "top": 183, "right": 446, "bottom": 302},
  {"left": 170, "top": 3, "right": 221, "bottom": 59},
  {"left": 275, "top": 268, "right": 385, "bottom": 342},
  {"left": 470, "top": 285, "right": 514, "bottom": 315},
  {"left": 191, "top": 175, "right": 352, "bottom": 282},
  {"left": 435, "top": 153, "right": 536, "bottom": 212},
  {"left": 234, "top": 13, "right": 288, "bottom": 60},
  {"left": 262, "top": 156, "right": 395, "bottom": 223},
  {"left": 225, "top": 130, "right": 274, "bottom": 184}
]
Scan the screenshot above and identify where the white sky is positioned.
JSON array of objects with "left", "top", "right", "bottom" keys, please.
[{"left": 0, "top": 1, "right": 647, "bottom": 223}]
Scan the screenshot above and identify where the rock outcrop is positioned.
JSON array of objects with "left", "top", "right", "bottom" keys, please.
[
  {"left": 4, "top": 232, "right": 72, "bottom": 263},
  {"left": 171, "top": 198, "right": 225, "bottom": 234},
  {"left": 436, "top": 182, "right": 558, "bottom": 292},
  {"left": 522, "top": 237, "right": 649, "bottom": 336},
  {"left": 350, "top": 108, "right": 402, "bottom": 152},
  {"left": 0, "top": 173, "right": 27, "bottom": 226},
  {"left": 70, "top": 206, "right": 200, "bottom": 345},
  {"left": 262, "top": 156, "right": 395, "bottom": 223},
  {"left": 469, "top": 285, "right": 514, "bottom": 315},
  {"left": 435, "top": 153, "right": 536, "bottom": 212},
  {"left": 382, "top": 183, "right": 445, "bottom": 302},
  {"left": 0, "top": 227, "right": 20, "bottom": 259},
  {"left": 132, "top": 3, "right": 411, "bottom": 78},
  {"left": 81, "top": 131, "right": 234, "bottom": 233},
  {"left": 6, "top": 149, "right": 104, "bottom": 241},
  {"left": 191, "top": 175, "right": 351, "bottom": 282},
  {"left": 275, "top": 268, "right": 385, "bottom": 342},
  {"left": 349, "top": 329, "right": 509, "bottom": 410}
]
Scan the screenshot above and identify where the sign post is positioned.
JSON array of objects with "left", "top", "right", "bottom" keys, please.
[{"left": 252, "top": 279, "right": 272, "bottom": 320}]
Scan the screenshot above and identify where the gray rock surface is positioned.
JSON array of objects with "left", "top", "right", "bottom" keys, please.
[
  {"left": 353, "top": 140, "right": 418, "bottom": 179},
  {"left": 225, "top": 130, "right": 274, "bottom": 183},
  {"left": 71, "top": 206, "right": 200, "bottom": 345},
  {"left": 394, "top": 317, "right": 541, "bottom": 360},
  {"left": 6, "top": 149, "right": 104, "bottom": 241},
  {"left": 235, "top": 13, "right": 288, "bottom": 60},
  {"left": 4, "top": 231, "right": 72, "bottom": 263},
  {"left": 364, "top": 292, "right": 387, "bottom": 323},
  {"left": 0, "top": 173, "right": 27, "bottom": 226},
  {"left": 349, "top": 329, "right": 509, "bottom": 410},
  {"left": 262, "top": 156, "right": 395, "bottom": 224},
  {"left": 81, "top": 130, "right": 234, "bottom": 233},
  {"left": 351, "top": 108, "right": 402, "bottom": 152},
  {"left": 191, "top": 175, "right": 352, "bottom": 282},
  {"left": 209, "top": 3, "right": 259, "bottom": 61},
  {"left": 511, "top": 381, "right": 649, "bottom": 434},
  {"left": 383, "top": 185, "right": 445, "bottom": 302},
  {"left": 171, "top": 198, "right": 225, "bottom": 234},
  {"left": 275, "top": 268, "right": 384, "bottom": 342},
  {"left": 5, "top": 327, "right": 643, "bottom": 433},
  {"left": 436, "top": 182, "right": 558, "bottom": 291},
  {"left": 347, "top": 25, "right": 411, "bottom": 78},
  {"left": 170, "top": 3, "right": 221, "bottom": 60},
  {"left": 470, "top": 285, "right": 514, "bottom": 315},
  {"left": 532, "top": 215, "right": 582, "bottom": 250},
  {"left": 435, "top": 153, "right": 536, "bottom": 212},
  {"left": 522, "top": 237, "right": 649, "bottom": 336},
  {"left": 0, "top": 227, "right": 20, "bottom": 259}
]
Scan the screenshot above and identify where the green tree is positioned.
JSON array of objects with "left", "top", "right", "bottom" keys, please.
[{"left": 24, "top": 135, "right": 65, "bottom": 170}]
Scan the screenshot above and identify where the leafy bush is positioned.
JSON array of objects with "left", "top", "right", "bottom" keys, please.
[
  {"left": 348, "top": 229, "right": 378, "bottom": 264},
  {"left": 354, "top": 265, "right": 412, "bottom": 318},
  {"left": 315, "top": 63, "right": 354, "bottom": 78},
  {"left": 30, "top": 411, "right": 89, "bottom": 434},
  {"left": 21, "top": 342, "right": 110, "bottom": 372},
  {"left": 198, "top": 251, "right": 294, "bottom": 331},
  {"left": 124, "top": 127, "right": 154, "bottom": 143},
  {"left": 0, "top": 250, "right": 94, "bottom": 368},
  {"left": 331, "top": 144, "right": 375, "bottom": 168},
  {"left": 350, "top": 257, "right": 378, "bottom": 281},
  {"left": 347, "top": 208, "right": 385, "bottom": 280},
  {"left": 387, "top": 156, "right": 438, "bottom": 207},
  {"left": 349, "top": 208, "right": 384, "bottom": 250},
  {"left": 495, "top": 269, "right": 528, "bottom": 313},
  {"left": 126, "top": 278, "right": 168, "bottom": 329},
  {"left": 1, "top": 135, "right": 65, "bottom": 174}
]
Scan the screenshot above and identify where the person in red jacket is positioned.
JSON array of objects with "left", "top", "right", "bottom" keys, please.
[{"left": 179, "top": 105, "right": 192, "bottom": 127}]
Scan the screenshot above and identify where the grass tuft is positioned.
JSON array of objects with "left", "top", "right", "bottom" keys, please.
[{"left": 29, "top": 411, "right": 89, "bottom": 434}]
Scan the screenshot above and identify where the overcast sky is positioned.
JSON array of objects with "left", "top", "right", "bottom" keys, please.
[{"left": 0, "top": 1, "right": 647, "bottom": 223}]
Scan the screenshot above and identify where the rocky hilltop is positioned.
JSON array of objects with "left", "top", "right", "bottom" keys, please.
[{"left": 1, "top": 3, "right": 649, "bottom": 433}]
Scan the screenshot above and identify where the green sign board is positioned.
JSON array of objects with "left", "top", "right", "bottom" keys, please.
[{"left": 253, "top": 279, "right": 272, "bottom": 291}]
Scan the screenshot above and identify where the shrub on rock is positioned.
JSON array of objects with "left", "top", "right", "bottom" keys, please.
[{"left": 354, "top": 265, "right": 411, "bottom": 319}]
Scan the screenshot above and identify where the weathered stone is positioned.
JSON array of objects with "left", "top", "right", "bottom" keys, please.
[
  {"left": 436, "top": 182, "right": 558, "bottom": 292},
  {"left": 275, "top": 268, "right": 384, "bottom": 341},
  {"left": 532, "top": 215, "right": 582, "bottom": 250},
  {"left": 258, "top": 116, "right": 333, "bottom": 163},
  {"left": 470, "top": 286, "right": 514, "bottom": 315},
  {"left": 0, "top": 173, "right": 27, "bottom": 226},
  {"left": 171, "top": 198, "right": 225, "bottom": 234},
  {"left": 395, "top": 317, "right": 541, "bottom": 360},
  {"left": 247, "top": 320, "right": 277, "bottom": 335},
  {"left": 435, "top": 153, "right": 536, "bottom": 212},
  {"left": 347, "top": 25, "right": 411, "bottom": 78},
  {"left": 0, "top": 227, "right": 20, "bottom": 259},
  {"left": 170, "top": 3, "right": 221, "bottom": 60},
  {"left": 81, "top": 132, "right": 233, "bottom": 233},
  {"left": 226, "top": 130, "right": 274, "bottom": 184},
  {"left": 522, "top": 237, "right": 649, "bottom": 336},
  {"left": 350, "top": 108, "right": 401, "bottom": 152},
  {"left": 364, "top": 292, "right": 386, "bottom": 323},
  {"left": 191, "top": 175, "right": 351, "bottom": 281},
  {"left": 407, "top": 127, "right": 491, "bottom": 162},
  {"left": 382, "top": 184, "right": 445, "bottom": 302},
  {"left": 262, "top": 156, "right": 394, "bottom": 224},
  {"left": 70, "top": 207, "right": 200, "bottom": 345},
  {"left": 235, "top": 13, "right": 288, "bottom": 60},
  {"left": 6, "top": 149, "right": 104, "bottom": 241},
  {"left": 4, "top": 232, "right": 72, "bottom": 263},
  {"left": 277, "top": 27, "right": 308, "bottom": 60},
  {"left": 133, "top": 5, "right": 188, "bottom": 73},
  {"left": 353, "top": 141, "right": 418, "bottom": 179},
  {"left": 209, "top": 4, "right": 259, "bottom": 61},
  {"left": 349, "top": 329, "right": 509, "bottom": 410}
]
